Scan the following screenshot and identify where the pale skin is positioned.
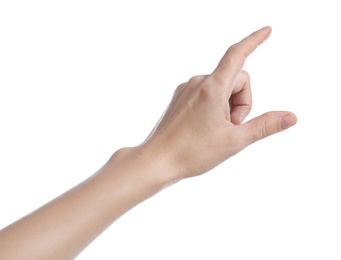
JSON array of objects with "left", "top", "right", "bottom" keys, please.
[{"left": 0, "top": 27, "right": 297, "bottom": 259}]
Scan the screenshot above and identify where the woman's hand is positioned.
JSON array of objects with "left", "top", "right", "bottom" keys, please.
[
  {"left": 0, "top": 27, "right": 297, "bottom": 260},
  {"left": 139, "top": 26, "right": 297, "bottom": 180}
]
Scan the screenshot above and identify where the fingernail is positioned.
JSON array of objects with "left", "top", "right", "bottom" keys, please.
[
  {"left": 261, "top": 26, "right": 272, "bottom": 32},
  {"left": 281, "top": 114, "right": 297, "bottom": 130}
]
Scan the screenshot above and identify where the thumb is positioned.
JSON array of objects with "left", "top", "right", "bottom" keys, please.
[{"left": 238, "top": 111, "right": 297, "bottom": 146}]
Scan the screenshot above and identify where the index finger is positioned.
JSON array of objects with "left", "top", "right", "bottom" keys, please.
[{"left": 212, "top": 26, "right": 272, "bottom": 84}]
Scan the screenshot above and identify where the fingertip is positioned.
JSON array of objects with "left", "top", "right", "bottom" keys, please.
[
  {"left": 259, "top": 26, "right": 272, "bottom": 40},
  {"left": 280, "top": 113, "right": 297, "bottom": 130},
  {"left": 238, "top": 111, "right": 296, "bottom": 146}
]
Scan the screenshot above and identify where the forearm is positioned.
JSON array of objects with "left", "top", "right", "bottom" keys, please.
[{"left": 0, "top": 146, "right": 172, "bottom": 259}]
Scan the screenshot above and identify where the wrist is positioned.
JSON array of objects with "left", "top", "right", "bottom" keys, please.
[
  {"left": 106, "top": 144, "right": 181, "bottom": 193},
  {"left": 110, "top": 142, "right": 182, "bottom": 187}
]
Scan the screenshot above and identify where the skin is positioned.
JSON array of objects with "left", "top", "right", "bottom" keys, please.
[{"left": 0, "top": 26, "right": 297, "bottom": 259}]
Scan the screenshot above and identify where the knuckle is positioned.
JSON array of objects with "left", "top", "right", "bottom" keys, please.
[
  {"left": 227, "top": 43, "right": 238, "bottom": 53},
  {"left": 187, "top": 75, "right": 206, "bottom": 86},
  {"left": 227, "top": 43, "right": 246, "bottom": 61},
  {"left": 176, "top": 82, "right": 186, "bottom": 92},
  {"left": 208, "top": 72, "right": 230, "bottom": 86},
  {"left": 198, "top": 81, "right": 217, "bottom": 100},
  {"left": 260, "top": 122, "right": 270, "bottom": 139},
  {"left": 173, "top": 83, "right": 186, "bottom": 98},
  {"left": 240, "top": 70, "right": 250, "bottom": 81},
  {"left": 257, "top": 113, "right": 276, "bottom": 139}
]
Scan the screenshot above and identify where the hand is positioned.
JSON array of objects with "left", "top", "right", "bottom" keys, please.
[{"left": 139, "top": 26, "right": 297, "bottom": 180}]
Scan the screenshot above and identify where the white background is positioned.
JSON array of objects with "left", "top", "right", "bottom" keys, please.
[{"left": 0, "top": 1, "right": 340, "bottom": 259}]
